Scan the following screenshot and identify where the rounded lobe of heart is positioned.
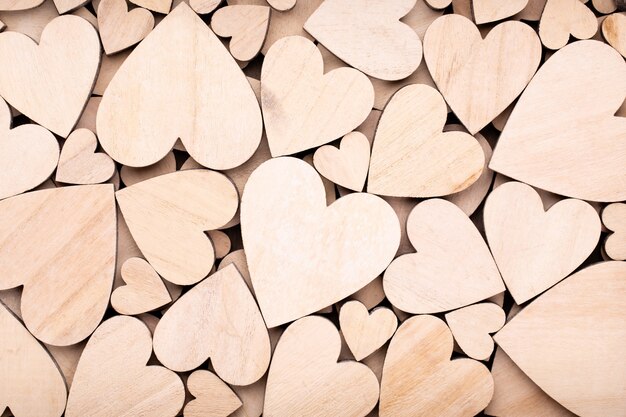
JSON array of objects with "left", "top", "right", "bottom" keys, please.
[
  {"left": 603, "top": 203, "right": 626, "bottom": 260},
  {"left": 484, "top": 181, "right": 601, "bottom": 304},
  {"left": 602, "top": 13, "right": 626, "bottom": 58},
  {"left": 494, "top": 262, "right": 626, "bottom": 417},
  {"left": 98, "top": 0, "right": 154, "bottom": 55},
  {"left": 66, "top": 316, "right": 185, "bottom": 417},
  {"left": 339, "top": 300, "right": 398, "bottom": 361},
  {"left": 97, "top": 3, "right": 262, "bottom": 170},
  {"left": 266, "top": 0, "right": 295, "bottom": 11},
  {"left": 56, "top": 128, "right": 116, "bottom": 185},
  {"left": 473, "top": 0, "right": 529, "bottom": 24},
  {"left": 380, "top": 315, "right": 494, "bottom": 417},
  {"left": 383, "top": 199, "right": 504, "bottom": 314},
  {"left": 489, "top": 40, "right": 626, "bottom": 202},
  {"left": 110, "top": 257, "right": 172, "bottom": 315},
  {"left": 241, "top": 157, "right": 401, "bottom": 328},
  {"left": 184, "top": 370, "right": 243, "bottom": 417},
  {"left": 129, "top": 0, "right": 171, "bottom": 14},
  {"left": 539, "top": 0, "right": 597, "bottom": 50},
  {"left": 211, "top": 5, "right": 270, "bottom": 62},
  {"left": 368, "top": 84, "right": 484, "bottom": 198},
  {"left": 0, "top": 0, "right": 44, "bottom": 11},
  {"left": 445, "top": 302, "right": 506, "bottom": 361},
  {"left": 313, "top": 131, "right": 370, "bottom": 191},
  {"left": 264, "top": 316, "right": 379, "bottom": 417}
]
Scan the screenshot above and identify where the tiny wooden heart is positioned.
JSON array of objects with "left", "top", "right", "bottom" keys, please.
[
  {"left": 261, "top": 36, "right": 373, "bottom": 157},
  {"left": 211, "top": 5, "right": 269, "bottom": 62},
  {"left": 603, "top": 203, "right": 626, "bottom": 260},
  {"left": 339, "top": 300, "right": 397, "bottom": 361},
  {"left": 445, "top": 302, "right": 505, "bottom": 361},
  {"left": 56, "top": 129, "right": 115, "bottom": 185},
  {"left": 184, "top": 370, "right": 242, "bottom": 417},
  {"left": 602, "top": 12, "right": 626, "bottom": 58},
  {"left": 241, "top": 157, "right": 400, "bottom": 327},
  {"left": 264, "top": 316, "right": 379, "bottom": 417},
  {"left": 539, "top": 0, "right": 597, "bottom": 49},
  {"left": 473, "top": 0, "right": 528, "bottom": 24},
  {"left": 111, "top": 257, "right": 171, "bottom": 315},
  {"left": 66, "top": 316, "right": 185, "bottom": 417},
  {"left": 304, "top": 0, "right": 422, "bottom": 80},
  {"left": 313, "top": 131, "right": 370, "bottom": 192},
  {"left": 383, "top": 198, "right": 504, "bottom": 314},
  {"left": 98, "top": 0, "right": 154, "bottom": 55},
  {"left": 380, "top": 315, "right": 494, "bottom": 417}
]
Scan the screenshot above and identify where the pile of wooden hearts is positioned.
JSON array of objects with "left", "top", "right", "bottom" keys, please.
[{"left": 0, "top": 0, "right": 625, "bottom": 416}]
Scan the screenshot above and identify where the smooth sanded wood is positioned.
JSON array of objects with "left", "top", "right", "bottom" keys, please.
[
  {"left": 445, "top": 303, "right": 505, "bottom": 361},
  {"left": 0, "top": 15, "right": 99, "bottom": 137},
  {"left": 211, "top": 5, "right": 269, "bottom": 62},
  {"left": 473, "top": 0, "right": 528, "bottom": 24},
  {"left": 97, "top": 3, "right": 262, "bottom": 170},
  {"left": 484, "top": 181, "right": 601, "bottom": 304},
  {"left": 264, "top": 316, "right": 379, "bottom": 417},
  {"left": 116, "top": 170, "right": 238, "bottom": 286},
  {"left": 56, "top": 129, "right": 115, "bottom": 185},
  {"left": 380, "top": 315, "right": 494, "bottom": 417},
  {"left": 129, "top": 0, "right": 170, "bottom": 13},
  {"left": 495, "top": 262, "right": 626, "bottom": 417},
  {"left": 241, "top": 157, "right": 400, "bottom": 328},
  {"left": 0, "top": 185, "right": 115, "bottom": 346},
  {"left": 120, "top": 151, "right": 176, "bottom": 187},
  {"left": 313, "top": 131, "right": 370, "bottom": 192},
  {"left": 111, "top": 257, "right": 171, "bottom": 315},
  {"left": 423, "top": 15, "right": 541, "bottom": 134},
  {"left": 490, "top": 40, "right": 626, "bottom": 202},
  {"left": 602, "top": 12, "right": 626, "bottom": 58},
  {"left": 348, "top": 276, "right": 386, "bottom": 310},
  {"left": 539, "top": 0, "right": 597, "bottom": 49},
  {"left": 594, "top": 0, "right": 617, "bottom": 13},
  {"left": 603, "top": 203, "right": 626, "bottom": 260},
  {"left": 425, "top": 0, "right": 451, "bottom": 9},
  {"left": 98, "top": 0, "right": 154, "bottom": 55},
  {"left": 339, "top": 301, "right": 397, "bottom": 361},
  {"left": 0, "top": 0, "right": 43, "bottom": 11},
  {"left": 368, "top": 84, "right": 484, "bottom": 198},
  {"left": 66, "top": 316, "right": 185, "bottom": 417},
  {"left": 184, "top": 370, "right": 242, "bottom": 417},
  {"left": 266, "top": 0, "right": 294, "bottom": 11},
  {"left": 153, "top": 265, "right": 271, "bottom": 385},
  {"left": 261, "top": 36, "right": 373, "bottom": 157}
]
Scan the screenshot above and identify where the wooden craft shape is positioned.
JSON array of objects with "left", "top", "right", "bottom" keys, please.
[
  {"left": 184, "top": 370, "right": 242, "bottom": 417},
  {"left": 473, "top": 0, "right": 529, "bottom": 24},
  {"left": 339, "top": 300, "right": 397, "bottom": 361},
  {"left": 111, "top": 257, "right": 172, "bottom": 315},
  {"left": 211, "top": 5, "right": 269, "bottom": 61},
  {"left": 0, "top": 0, "right": 43, "bottom": 11},
  {"left": 445, "top": 302, "right": 506, "bottom": 361},
  {"left": 602, "top": 12, "right": 626, "bottom": 57},
  {"left": 313, "top": 131, "right": 370, "bottom": 192},
  {"left": 129, "top": 0, "right": 170, "bottom": 13},
  {"left": 56, "top": 129, "right": 115, "bottom": 185},
  {"left": 98, "top": 0, "right": 154, "bottom": 55},
  {"left": 603, "top": 203, "right": 626, "bottom": 260},
  {"left": 539, "top": 0, "right": 597, "bottom": 49},
  {"left": 266, "top": 0, "right": 294, "bottom": 11}
]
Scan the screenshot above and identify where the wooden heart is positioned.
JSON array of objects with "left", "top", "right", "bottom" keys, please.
[
  {"left": 368, "top": 84, "right": 484, "bottom": 198},
  {"left": 484, "top": 181, "right": 601, "bottom": 304},
  {"left": 603, "top": 203, "right": 626, "bottom": 261},
  {"left": 383, "top": 198, "right": 504, "bottom": 314},
  {"left": 0, "top": 0, "right": 43, "bottom": 10},
  {"left": 241, "top": 157, "right": 400, "bottom": 327},
  {"left": 66, "top": 316, "right": 185, "bottom": 417},
  {"left": 261, "top": 36, "right": 373, "bottom": 157},
  {"left": 97, "top": 3, "right": 262, "bottom": 169},
  {"left": 380, "top": 315, "right": 494, "bottom": 417},
  {"left": 602, "top": 12, "right": 626, "bottom": 58},
  {"left": 423, "top": 15, "right": 541, "bottom": 134},
  {"left": 539, "top": 0, "right": 596, "bottom": 50},
  {"left": 211, "top": 5, "right": 269, "bottom": 61},
  {"left": 339, "top": 300, "right": 397, "bottom": 361},
  {"left": 445, "top": 302, "right": 505, "bottom": 361},
  {"left": 0, "top": 97, "right": 59, "bottom": 200},
  {"left": 184, "top": 370, "right": 242, "bottom": 417},
  {"left": 116, "top": 169, "right": 238, "bottom": 286},
  {"left": 0, "top": 15, "right": 99, "bottom": 137},
  {"left": 0, "top": 185, "right": 115, "bottom": 346},
  {"left": 313, "top": 131, "right": 370, "bottom": 192},
  {"left": 153, "top": 264, "right": 270, "bottom": 384},
  {"left": 304, "top": 0, "right": 422, "bottom": 81},
  {"left": 495, "top": 262, "right": 626, "bottom": 416},
  {"left": 129, "top": 0, "right": 170, "bottom": 13},
  {"left": 264, "top": 316, "right": 379, "bottom": 416},
  {"left": 0, "top": 303, "right": 67, "bottom": 417},
  {"left": 490, "top": 41, "right": 626, "bottom": 202},
  {"left": 56, "top": 129, "right": 115, "bottom": 185},
  {"left": 111, "top": 257, "right": 171, "bottom": 315},
  {"left": 98, "top": 0, "right": 154, "bottom": 55},
  {"left": 473, "top": 0, "right": 528, "bottom": 24}
]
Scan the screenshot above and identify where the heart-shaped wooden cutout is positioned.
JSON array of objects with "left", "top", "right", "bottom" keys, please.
[
  {"left": 423, "top": 15, "right": 541, "bottom": 134},
  {"left": 304, "top": 0, "right": 422, "bottom": 81},
  {"left": 313, "top": 131, "right": 370, "bottom": 192},
  {"left": 368, "top": 84, "right": 484, "bottom": 198},
  {"left": 211, "top": 5, "right": 269, "bottom": 62},
  {"left": 0, "top": 15, "right": 99, "bottom": 137},
  {"left": 0, "top": 302, "right": 67, "bottom": 417},
  {"left": 66, "top": 316, "right": 185, "bottom": 417},
  {"left": 495, "top": 261, "right": 626, "bottom": 416},
  {"left": 0, "top": 185, "right": 115, "bottom": 346},
  {"left": 380, "top": 315, "right": 494, "bottom": 417},
  {"left": 383, "top": 198, "right": 504, "bottom": 314},
  {"left": 339, "top": 300, "right": 397, "bottom": 361},
  {"left": 602, "top": 12, "right": 626, "bottom": 58},
  {"left": 241, "top": 157, "right": 400, "bottom": 328},
  {"left": 603, "top": 203, "right": 626, "bottom": 260},
  {"left": 184, "top": 370, "right": 242, "bottom": 417},
  {"left": 261, "top": 36, "right": 373, "bottom": 157},
  {"left": 539, "top": 0, "right": 597, "bottom": 50},
  {"left": 445, "top": 302, "right": 505, "bottom": 361},
  {"left": 153, "top": 264, "right": 270, "bottom": 385},
  {"left": 116, "top": 169, "right": 238, "bottom": 286},
  {"left": 473, "top": 0, "right": 529, "bottom": 24},
  {"left": 0, "top": 97, "right": 59, "bottom": 200},
  {"left": 56, "top": 129, "right": 115, "bottom": 185},
  {"left": 484, "top": 181, "right": 601, "bottom": 304},
  {"left": 97, "top": 3, "right": 262, "bottom": 170},
  {"left": 98, "top": 0, "right": 154, "bottom": 55},
  {"left": 264, "top": 316, "right": 379, "bottom": 416},
  {"left": 110, "top": 257, "right": 171, "bottom": 315},
  {"left": 490, "top": 41, "right": 626, "bottom": 202}
]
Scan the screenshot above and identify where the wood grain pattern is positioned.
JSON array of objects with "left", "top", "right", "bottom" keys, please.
[
  {"left": 603, "top": 203, "right": 626, "bottom": 260},
  {"left": 445, "top": 302, "right": 505, "bottom": 361},
  {"left": 0, "top": 0, "right": 43, "bottom": 11},
  {"left": 339, "top": 301, "right": 397, "bottom": 361},
  {"left": 129, "top": 0, "right": 170, "bottom": 13},
  {"left": 56, "top": 129, "right": 115, "bottom": 185},
  {"left": 120, "top": 151, "right": 176, "bottom": 187},
  {"left": 98, "top": 0, "right": 153, "bottom": 55},
  {"left": 313, "top": 131, "right": 370, "bottom": 192},
  {"left": 473, "top": 0, "right": 529, "bottom": 24},
  {"left": 539, "top": 0, "right": 597, "bottom": 49},
  {"left": 184, "top": 370, "right": 242, "bottom": 417},
  {"left": 266, "top": 0, "right": 294, "bottom": 11},
  {"left": 211, "top": 5, "right": 269, "bottom": 61},
  {"left": 111, "top": 257, "right": 171, "bottom": 315},
  {"left": 602, "top": 12, "right": 626, "bottom": 57}
]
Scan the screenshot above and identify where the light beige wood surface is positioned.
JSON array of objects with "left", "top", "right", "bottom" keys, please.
[
  {"left": 266, "top": 0, "right": 294, "bottom": 11},
  {"left": 208, "top": 230, "right": 231, "bottom": 259},
  {"left": 0, "top": 0, "right": 43, "bottom": 11},
  {"left": 46, "top": 341, "right": 84, "bottom": 389},
  {"left": 0, "top": 185, "right": 115, "bottom": 346},
  {"left": 424, "top": 15, "right": 541, "bottom": 134},
  {"left": 539, "top": 0, "right": 597, "bottom": 49},
  {"left": 261, "top": 36, "right": 373, "bottom": 157},
  {"left": 0, "top": 302, "right": 67, "bottom": 417},
  {"left": 111, "top": 257, "right": 172, "bottom": 315},
  {"left": 97, "top": 3, "right": 262, "bottom": 170},
  {"left": 241, "top": 157, "right": 400, "bottom": 327},
  {"left": 184, "top": 370, "right": 243, "bottom": 417},
  {"left": 190, "top": 0, "right": 221, "bottom": 13},
  {"left": 380, "top": 315, "right": 494, "bottom": 417},
  {"left": 514, "top": 0, "right": 546, "bottom": 20},
  {"left": 264, "top": 316, "right": 379, "bottom": 417},
  {"left": 153, "top": 265, "right": 271, "bottom": 384},
  {"left": 368, "top": 84, "right": 484, "bottom": 198},
  {"left": 93, "top": 49, "right": 129, "bottom": 95},
  {"left": 120, "top": 151, "right": 176, "bottom": 187},
  {"left": 602, "top": 12, "right": 626, "bottom": 57},
  {"left": 98, "top": 0, "right": 153, "bottom": 55},
  {"left": 445, "top": 302, "right": 505, "bottom": 361},
  {"left": 304, "top": 0, "right": 422, "bottom": 81},
  {"left": 66, "top": 316, "right": 185, "bottom": 417},
  {"left": 0, "top": 0, "right": 58, "bottom": 42},
  {"left": 313, "top": 131, "right": 370, "bottom": 192},
  {"left": 56, "top": 129, "right": 115, "bottom": 185},
  {"left": 484, "top": 181, "right": 601, "bottom": 304},
  {"left": 384, "top": 199, "right": 504, "bottom": 314},
  {"left": 347, "top": 276, "right": 385, "bottom": 310},
  {"left": 75, "top": 96, "right": 100, "bottom": 133},
  {"left": 339, "top": 301, "right": 397, "bottom": 361},
  {"left": 129, "top": 0, "right": 170, "bottom": 13},
  {"left": 425, "top": 0, "right": 451, "bottom": 8},
  {"left": 0, "top": 15, "right": 99, "bottom": 137},
  {"left": 495, "top": 261, "right": 626, "bottom": 417},
  {"left": 211, "top": 5, "right": 269, "bottom": 62},
  {"left": 473, "top": 0, "right": 529, "bottom": 23},
  {"left": 52, "top": 0, "right": 87, "bottom": 14},
  {"left": 116, "top": 170, "right": 238, "bottom": 286},
  {"left": 593, "top": 0, "right": 617, "bottom": 13},
  {"left": 218, "top": 249, "right": 254, "bottom": 295},
  {"left": 603, "top": 203, "right": 626, "bottom": 260}
]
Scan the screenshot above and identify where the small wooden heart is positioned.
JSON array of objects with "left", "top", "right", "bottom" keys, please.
[
  {"left": 313, "top": 131, "right": 370, "bottom": 192},
  {"left": 211, "top": 5, "right": 269, "bottom": 62},
  {"left": 603, "top": 203, "right": 626, "bottom": 260},
  {"left": 445, "top": 302, "right": 505, "bottom": 361},
  {"left": 111, "top": 257, "right": 171, "bottom": 315},
  {"left": 56, "top": 129, "right": 115, "bottom": 185},
  {"left": 602, "top": 12, "right": 626, "bottom": 58},
  {"left": 98, "top": 0, "right": 154, "bottom": 55},
  {"left": 184, "top": 370, "right": 242, "bottom": 417},
  {"left": 539, "top": 0, "right": 597, "bottom": 49},
  {"left": 472, "top": 0, "right": 528, "bottom": 24},
  {"left": 339, "top": 300, "right": 397, "bottom": 361}
]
